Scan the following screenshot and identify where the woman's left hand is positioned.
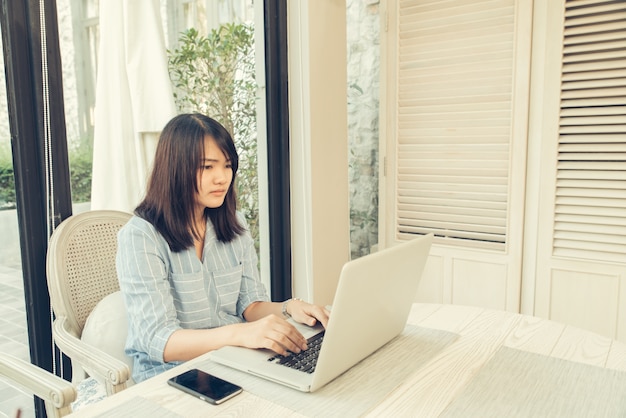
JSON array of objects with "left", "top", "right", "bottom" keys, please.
[{"left": 287, "top": 299, "right": 330, "bottom": 328}]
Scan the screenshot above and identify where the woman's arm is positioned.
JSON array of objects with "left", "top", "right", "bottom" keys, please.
[
  {"left": 163, "top": 313, "right": 305, "bottom": 360},
  {"left": 117, "top": 220, "right": 182, "bottom": 363},
  {"left": 163, "top": 299, "right": 331, "bottom": 362}
]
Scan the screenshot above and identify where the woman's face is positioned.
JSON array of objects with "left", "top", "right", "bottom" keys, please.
[{"left": 194, "top": 135, "right": 233, "bottom": 212}]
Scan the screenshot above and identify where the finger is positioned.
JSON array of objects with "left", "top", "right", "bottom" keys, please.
[
  {"left": 282, "top": 326, "right": 308, "bottom": 351},
  {"left": 268, "top": 317, "right": 308, "bottom": 351},
  {"left": 301, "top": 305, "right": 330, "bottom": 328},
  {"left": 267, "top": 329, "right": 305, "bottom": 354},
  {"left": 312, "top": 311, "right": 329, "bottom": 328},
  {"left": 263, "top": 337, "right": 290, "bottom": 356},
  {"left": 316, "top": 307, "right": 331, "bottom": 328}
]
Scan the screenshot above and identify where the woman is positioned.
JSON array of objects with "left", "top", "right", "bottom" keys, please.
[{"left": 116, "top": 113, "right": 329, "bottom": 383}]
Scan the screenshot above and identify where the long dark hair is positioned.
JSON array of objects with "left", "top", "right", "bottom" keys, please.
[{"left": 135, "top": 113, "right": 244, "bottom": 251}]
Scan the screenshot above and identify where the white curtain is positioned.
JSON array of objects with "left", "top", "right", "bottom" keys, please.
[{"left": 91, "top": 0, "right": 176, "bottom": 213}]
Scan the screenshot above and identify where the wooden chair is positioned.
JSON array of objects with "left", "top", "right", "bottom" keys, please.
[
  {"left": 0, "top": 353, "right": 76, "bottom": 418},
  {"left": 46, "top": 210, "right": 133, "bottom": 395}
]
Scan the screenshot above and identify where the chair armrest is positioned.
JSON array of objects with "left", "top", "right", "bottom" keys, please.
[
  {"left": 53, "top": 316, "right": 131, "bottom": 395},
  {"left": 0, "top": 353, "right": 76, "bottom": 417}
]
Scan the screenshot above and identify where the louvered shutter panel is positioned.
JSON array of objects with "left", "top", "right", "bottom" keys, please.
[
  {"left": 395, "top": 0, "right": 516, "bottom": 251},
  {"left": 553, "top": 0, "right": 626, "bottom": 263}
]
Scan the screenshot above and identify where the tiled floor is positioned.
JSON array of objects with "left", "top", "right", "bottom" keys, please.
[{"left": 0, "top": 264, "right": 35, "bottom": 418}]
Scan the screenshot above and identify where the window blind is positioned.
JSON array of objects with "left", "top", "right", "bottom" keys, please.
[
  {"left": 553, "top": 0, "right": 626, "bottom": 263},
  {"left": 395, "top": 0, "right": 515, "bottom": 251}
]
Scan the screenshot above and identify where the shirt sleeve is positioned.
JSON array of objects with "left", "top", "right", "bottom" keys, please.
[
  {"left": 116, "top": 218, "right": 181, "bottom": 363},
  {"left": 235, "top": 214, "right": 270, "bottom": 315}
]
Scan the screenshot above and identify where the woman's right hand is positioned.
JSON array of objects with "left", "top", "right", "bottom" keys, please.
[{"left": 239, "top": 314, "right": 308, "bottom": 356}]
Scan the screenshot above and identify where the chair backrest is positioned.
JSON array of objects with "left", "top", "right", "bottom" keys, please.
[{"left": 46, "top": 210, "right": 132, "bottom": 337}]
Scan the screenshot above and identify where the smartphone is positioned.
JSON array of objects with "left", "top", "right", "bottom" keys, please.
[{"left": 167, "top": 368, "right": 243, "bottom": 405}]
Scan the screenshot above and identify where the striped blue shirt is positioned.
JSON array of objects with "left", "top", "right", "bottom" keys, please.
[{"left": 116, "top": 213, "right": 269, "bottom": 383}]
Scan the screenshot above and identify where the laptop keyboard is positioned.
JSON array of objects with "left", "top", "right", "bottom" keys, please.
[{"left": 268, "top": 331, "right": 325, "bottom": 374}]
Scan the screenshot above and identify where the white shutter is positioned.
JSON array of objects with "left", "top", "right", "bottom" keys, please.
[
  {"left": 395, "top": 0, "right": 516, "bottom": 251},
  {"left": 553, "top": 0, "right": 626, "bottom": 263}
]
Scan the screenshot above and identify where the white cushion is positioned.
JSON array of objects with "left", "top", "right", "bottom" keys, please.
[{"left": 81, "top": 291, "right": 134, "bottom": 385}]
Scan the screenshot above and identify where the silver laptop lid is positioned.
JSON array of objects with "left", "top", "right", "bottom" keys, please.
[{"left": 310, "top": 233, "right": 433, "bottom": 391}]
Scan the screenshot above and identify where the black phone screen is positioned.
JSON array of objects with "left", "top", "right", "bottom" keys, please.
[{"left": 167, "top": 368, "right": 242, "bottom": 405}]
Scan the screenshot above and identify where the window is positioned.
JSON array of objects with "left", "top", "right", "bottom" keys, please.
[
  {"left": 58, "top": 0, "right": 271, "bottom": 284},
  {"left": 552, "top": 0, "right": 626, "bottom": 263},
  {"left": 391, "top": 1, "right": 518, "bottom": 251}
]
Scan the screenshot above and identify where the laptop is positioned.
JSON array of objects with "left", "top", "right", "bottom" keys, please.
[{"left": 209, "top": 233, "right": 434, "bottom": 392}]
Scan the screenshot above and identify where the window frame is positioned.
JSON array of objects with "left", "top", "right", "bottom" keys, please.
[{"left": 0, "top": 0, "right": 73, "bottom": 413}]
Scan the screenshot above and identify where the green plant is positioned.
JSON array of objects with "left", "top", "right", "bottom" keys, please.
[
  {"left": 0, "top": 141, "right": 93, "bottom": 209},
  {"left": 69, "top": 145, "right": 93, "bottom": 203},
  {"left": 168, "top": 23, "right": 259, "bottom": 251},
  {"left": 0, "top": 142, "right": 15, "bottom": 209}
]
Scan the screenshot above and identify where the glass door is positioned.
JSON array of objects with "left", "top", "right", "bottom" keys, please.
[
  {"left": 55, "top": 0, "right": 269, "bottom": 286},
  {"left": 0, "top": 20, "right": 35, "bottom": 418}
]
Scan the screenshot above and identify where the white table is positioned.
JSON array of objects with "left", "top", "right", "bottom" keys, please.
[{"left": 68, "top": 303, "right": 626, "bottom": 417}]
